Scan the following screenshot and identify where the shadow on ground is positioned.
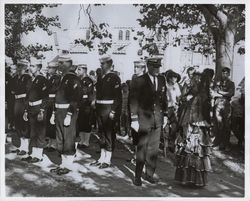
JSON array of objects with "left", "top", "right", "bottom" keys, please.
[{"left": 5, "top": 131, "right": 244, "bottom": 197}]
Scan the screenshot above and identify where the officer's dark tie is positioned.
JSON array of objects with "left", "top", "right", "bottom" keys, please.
[{"left": 153, "top": 76, "right": 157, "bottom": 91}]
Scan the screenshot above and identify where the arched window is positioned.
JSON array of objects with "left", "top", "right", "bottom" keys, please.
[
  {"left": 86, "top": 30, "right": 90, "bottom": 40},
  {"left": 125, "top": 30, "right": 130, "bottom": 40},
  {"left": 118, "top": 30, "right": 123, "bottom": 41}
]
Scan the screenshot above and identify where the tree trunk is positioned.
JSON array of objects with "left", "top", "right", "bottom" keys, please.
[{"left": 215, "top": 26, "right": 235, "bottom": 80}]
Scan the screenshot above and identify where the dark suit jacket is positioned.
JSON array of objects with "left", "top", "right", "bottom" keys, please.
[{"left": 130, "top": 73, "right": 167, "bottom": 130}]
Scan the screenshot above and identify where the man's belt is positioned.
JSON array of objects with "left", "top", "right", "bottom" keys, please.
[
  {"left": 96, "top": 100, "right": 114, "bottom": 104},
  {"left": 49, "top": 94, "right": 56, "bottom": 98},
  {"left": 214, "top": 97, "right": 230, "bottom": 101},
  {"left": 55, "top": 103, "right": 70, "bottom": 109},
  {"left": 29, "top": 99, "right": 42, "bottom": 106},
  {"left": 15, "top": 94, "right": 26, "bottom": 99},
  {"left": 82, "top": 95, "right": 88, "bottom": 99}
]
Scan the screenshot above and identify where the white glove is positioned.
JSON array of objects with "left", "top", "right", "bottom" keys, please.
[
  {"left": 37, "top": 110, "right": 44, "bottom": 122},
  {"left": 50, "top": 112, "right": 55, "bottom": 125},
  {"left": 186, "top": 95, "right": 193, "bottom": 101},
  {"left": 23, "top": 111, "right": 28, "bottom": 122},
  {"left": 91, "top": 100, "right": 96, "bottom": 109},
  {"left": 163, "top": 116, "right": 168, "bottom": 128},
  {"left": 64, "top": 114, "right": 72, "bottom": 127},
  {"left": 131, "top": 121, "right": 139, "bottom": 132},
  {"left": 109, "top": 111, "right": 115, "bottom": 120}
]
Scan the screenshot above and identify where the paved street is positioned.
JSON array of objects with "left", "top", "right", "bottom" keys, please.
[{"left": 5, "top": 131, "right": 244, "bottom": 197}]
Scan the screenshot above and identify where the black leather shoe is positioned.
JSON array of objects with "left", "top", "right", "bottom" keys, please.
[
  {"left": 145, "top": 175, "right": 157, "bottom": 184},
  {"left": 21, "top": 156, "right": 32, "bottom": 162},
  {"left": 99, "top": 163, "right": 111, "bottom": 169},
  {"left": 90, "top": 160, "right": 101, "bottom": 166},
  {"left": 50, "top": 167, "right": 60, "bottom": 173},
  {"left": 29, "top": 157, "right": 42, "bottom": 163},
  {"left": 219, "top": 146, "right": 225, "bottom": 151},
  {"left": 17, "top": 150, "right": 27, "bottom": 156},
  {"left": 11, "top": 149, "right": 20, "bottom": 153},
  {"left": 57, "top": 167, "right": 71, "bottom": 175},
  {"left": 45, "top": 147, "right": 56, "bottom": 152},
  {"left": 133, "top": 177, "right": 142, "bottom": 186},
  {"left": 77, "top": 144, "right": 88, "bottom": 150}
]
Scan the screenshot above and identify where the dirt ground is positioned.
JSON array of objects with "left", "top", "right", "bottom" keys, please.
[{"left": 5, "top": 130, "right": 245, "bottom": 197}]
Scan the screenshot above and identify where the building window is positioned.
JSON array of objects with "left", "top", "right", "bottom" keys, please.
[
  {"left": 86, "top": 30, "right": 90, "bottom": 40},
  {"left": 125, "top": 30, "right": 130, "bottom": 40},
  {"left": 118, "top": 30, "right": 123, "bottom": 41}
]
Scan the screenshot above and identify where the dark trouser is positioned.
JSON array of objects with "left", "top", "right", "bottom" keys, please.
[
  {"left": 213, "top": 98, "right": 231, "bottom": 147},
  {"left": 121, "top": 113, "right": 130, "bottom": 135},
  {"left": 7, "top": 95, "right": 15, "bottom": 128},
  {"left": 28, "top": 105, "right": 47, "bottom": 149},
  {"left": 96, "top": 104, "right": 116, "bottom": 152},
  {"left": 78, "top": 103, "right": 92, "bottom": 133},
  {"left": 13, "top": 99, "right": 29, "bottom": 147},
  {"left": 46, "top": 99, "right": 56, "bottom": 139},
  {"left": 55, "top": 108, "right": 78, "bottom": 155},
  {"left": 231, "top": 116, "right": 244, "bottom": 145},
  {"left": 135, "top": 126, "right": 161, "bottom": 178},
  {"left": 131, "top": 129, "right": 139, "bottom": 146}
]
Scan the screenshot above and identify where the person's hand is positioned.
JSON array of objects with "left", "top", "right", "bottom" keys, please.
[
  {"left": 50, "top": 111, "right": 55, "bottom": 125},
  {"left": 163, "top": 116, "right": 168, "bottom": 128},
  {"left": 131, "top": 121, "right": 139, "bottom": 132},
  {"left": 37, "top": 109, "right": 44, "bottom": 122},
  {"left": 109, "top": 111, "right": 115, "bottom": 120},
  {"left": 211, "top": 90, "right": 221, "bottom": 98},
  {"left": 91, "top": 100, "right": 96, "bottom": 109},
  {"left": 64, "top": 114, "right": 72, "bottom": 126},
  {"left": 23, "top": 111, "right": 28, "bottom": 121},
  {"left": 186, "top": 95, "right": 193, "bottom": 101}
]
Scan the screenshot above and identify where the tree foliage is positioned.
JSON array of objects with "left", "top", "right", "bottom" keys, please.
[
  {"left": 5, "top": 4, "right": 61, "bottom": 63},
  {"left": 134, "top": 4, "right": 245, "bottom": 77},
  {"left": 75, "top": 4, "right": 112, "bottom": 55}
]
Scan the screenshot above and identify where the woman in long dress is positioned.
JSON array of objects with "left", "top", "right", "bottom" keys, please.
[{"left": 175, "top": 68, "right": 214, "bottom": 187}]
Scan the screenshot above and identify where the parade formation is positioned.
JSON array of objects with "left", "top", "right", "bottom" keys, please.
[{"left": 5, "top": 53, "right": 244, "bottom": 189}]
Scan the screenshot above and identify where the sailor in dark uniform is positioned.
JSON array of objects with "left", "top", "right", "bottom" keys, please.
[
  {"left": 45, "top": 61, "right": 61, "bottom": 151},
  {"left": 6, "top": 64, "right": 17, "bottom": 132},
  {"left": 76, "top": 64, "right": 94, "bottom": 149},
  {"left": 11, "top": 60, "right": 32, "bottom": 156},
  {"left": 128, "top": 60, "right": 146, "bottom": 161},
  {"left": 212, "top": 67, "right": 235, "bottom": 151},
  {"left": 90, "top": 55, "right": 122, "bottom": 169},
  {"left": 5, "top": 65, "right": 11, "bottom": 132},
  {"left": 22, "top": 60, "right": 49, "bottom": 163},
  {"left": 130, "top": 57, "right": 168, "bottom": 186},
  {"left": 50, "top": 55, "right": 82, "bottom": 175}
]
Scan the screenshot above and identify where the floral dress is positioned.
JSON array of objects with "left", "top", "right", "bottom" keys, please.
[{"left": 175, "top": 79, "right": 213, "bottom": 186}]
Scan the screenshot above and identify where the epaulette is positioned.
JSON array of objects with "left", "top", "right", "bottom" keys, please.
[
  {"left": 36, "top": 74, "right": 46, "bottom": 79},
  {"left": 66, "top": 71, "right": 77, "bottom": 76},
  {"left": 22, "top": 73, "right": 31, "bottom": 77},
  {"left": 83, "top": 76, "right": 93, "bottom": 82},
  {"left": 106, "top": 72, "right": 120, "bottom": 80}
]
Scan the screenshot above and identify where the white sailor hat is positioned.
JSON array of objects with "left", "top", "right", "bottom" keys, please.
[
  {"left": 134, "top": 60, "right": 146, "bottom": 67},
  {"left": 58, "top": 55, "right": 72, "bottom": 62},
  {"left": 77, "top": 64, "right": 87, "bottom": 69},
  {"left": 99, "top": 55, "right": 112, "bottom": 63},
  {"left": 30, "top": 58, "right": 42, "bottom": 66},
  {"left": 48, "top": 61, "right": 59, "bottom": 68},
  {"left": 17, "top": 59, "right": 29, "bottom": 67}
]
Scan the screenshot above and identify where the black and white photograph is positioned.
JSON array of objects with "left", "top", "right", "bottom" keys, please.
[{"left": 3, "top": 1, "right": 248, "bottom": 199}]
